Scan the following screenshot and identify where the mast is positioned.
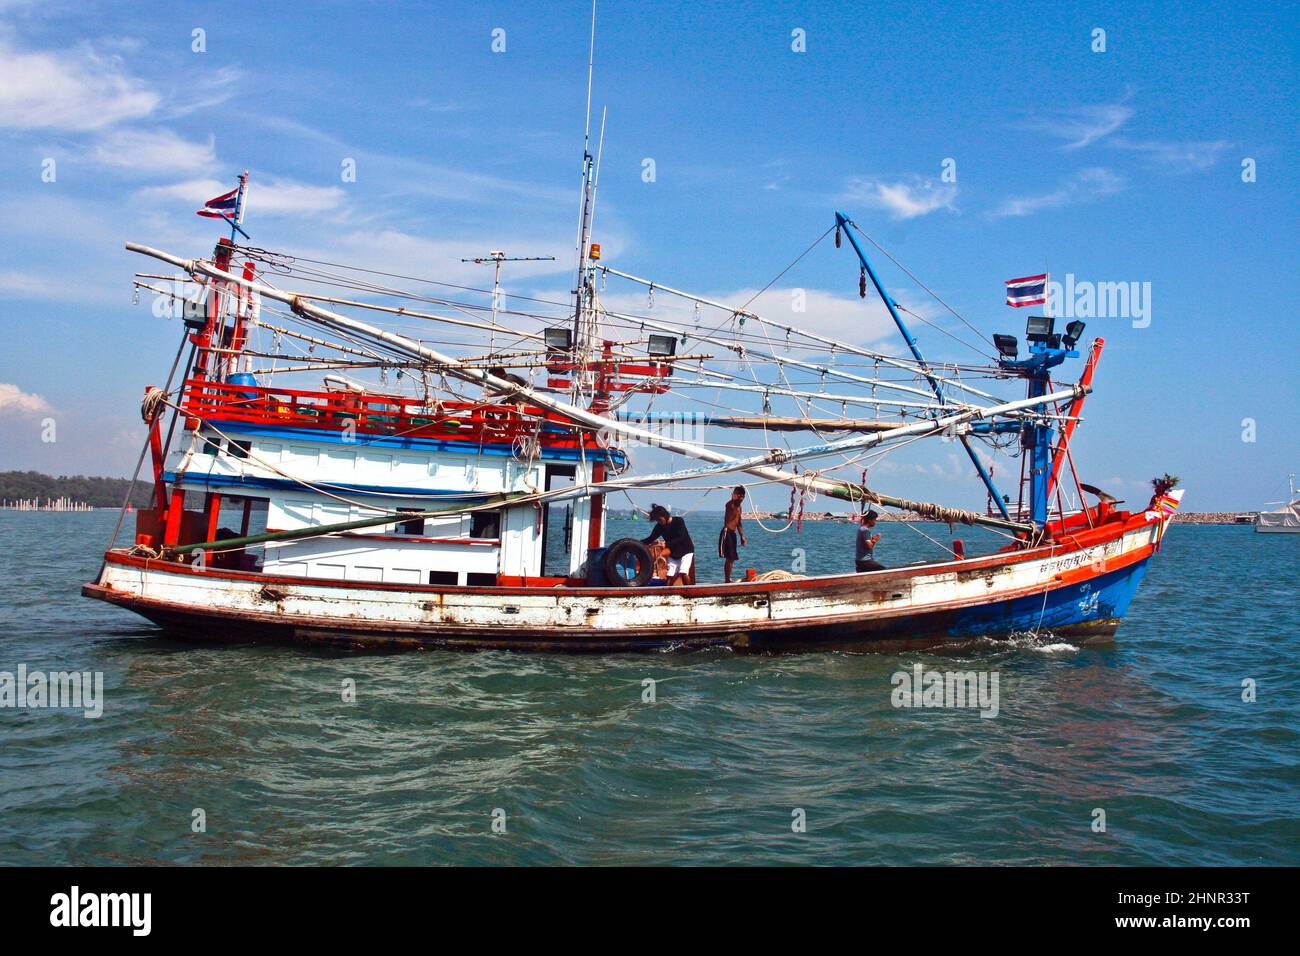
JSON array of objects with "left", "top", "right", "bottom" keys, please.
[
  {"left": 571, "top": 0, "right": 599, "bottom": 379},
  {"left": 835, "top": 212, "right": 1011, "bottom": 519}
]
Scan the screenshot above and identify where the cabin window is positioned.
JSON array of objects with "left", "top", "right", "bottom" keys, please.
[
  {"left": 228, "top": 440, "right": 252, "bottom": 460},
  {"left": 427, "top": 570, "right": 458, "bottom": 586},
  {"left": 469, "top": 511, "right": 500, "bottom": 539},
  {"left": 466, "top": 572, "right": 497, "bottom": 587},
  {"left": 203, "top": 437, "right": 223, "bottom": 456},
  {"left": 396, "top": 508, "right": 425, "bottom": 535}
]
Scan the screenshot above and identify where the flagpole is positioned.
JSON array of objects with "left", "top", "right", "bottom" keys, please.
[{"left": 231, "top": 171, "right": 249, "bottom": 243}]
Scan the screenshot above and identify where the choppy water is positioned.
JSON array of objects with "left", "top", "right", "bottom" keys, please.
[{"left": 0, "top": 511, "right": 1296, "bottom": 865}]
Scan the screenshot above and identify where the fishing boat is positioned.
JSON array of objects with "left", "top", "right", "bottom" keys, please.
[{"left": 82, "top": 35, "right": 1183, "bottom": 653}]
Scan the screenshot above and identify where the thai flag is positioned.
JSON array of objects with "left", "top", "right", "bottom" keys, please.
[
  {"left": 197, "top": 187, "right": 240, "bottom": 220},
  {"left": 1005, "top": 273, "right": 1048, "bottom": 307}
]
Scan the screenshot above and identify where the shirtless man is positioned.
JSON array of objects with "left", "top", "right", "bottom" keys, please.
[{"left": 719, "top": 486, "right": 748, "bottom": 583}]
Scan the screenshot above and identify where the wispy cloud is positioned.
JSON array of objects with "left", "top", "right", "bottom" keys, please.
[
  {"left": 0, "top": 381, "right": 53, "bottom": 416},
  {"left": 138, "top": 177, "right": 345, "bottom": 216},
  {"left": 0, "top": 36, "right": 158, "bottom": 131},
  {"left": 843, "top": 176, "right": 957, "bottom": 220},
  {"left": 1024, "top": 99, "right": 1229, "bottom": 173},
  {"left": 1112, "top": 137, "right": 1233, "bottom": 172},
  {"left": 159, "top": 65, "right": 242, "bottom": 119},
  {"left": 991, "top": 167, "right": 1125, "bottom": 218},
  {"left": 243, "top": 113, "right": 573, "bottom": 208},
  {"left": 88, "top": 128, "right": 217, "bottom": 176},
  {"left": 1028, "top": 101, "right": 1134, "bottom": 150}
]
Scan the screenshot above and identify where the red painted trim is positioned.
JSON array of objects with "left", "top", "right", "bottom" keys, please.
[
  {"left": 147, "top": 407, "right": 168, "bottom": 515},
  {"left": 179, "top": 377, "right": 611, "bottom": 450},
  {"left": 1048, "top": 338, "right": 1103, "bottom": 496},
  {"left": 163, "top": 487, "right": 187, "bottom": 545}
]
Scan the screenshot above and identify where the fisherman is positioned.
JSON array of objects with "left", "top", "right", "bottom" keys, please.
[
  {"left": 855, "top": 510, "right": 885, "bottom": 572},
  {"left": 643, "top": 504, "right": 695, "bottom": 585},
  {"left": 719, "top": 485, "right": 748, "bottom": 583},
  {"left": 484, "top": 366, "right": 528, "bottom": 398}
]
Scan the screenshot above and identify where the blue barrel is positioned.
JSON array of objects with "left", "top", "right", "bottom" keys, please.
[
  {"left": 227, "top": 371, "right": 260, "bottom": 400},
  {"left": 586, "top": 547, "right": 609, "bottom": 586}
]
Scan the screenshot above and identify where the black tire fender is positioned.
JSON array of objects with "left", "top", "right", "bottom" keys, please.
[{"left": 603, "top": 538, "right": 653, "bottom": 587}]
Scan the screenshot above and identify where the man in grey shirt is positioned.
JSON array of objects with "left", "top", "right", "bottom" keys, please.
[{"left": 855, "top": 510, "right": 885, "bottom": 572}]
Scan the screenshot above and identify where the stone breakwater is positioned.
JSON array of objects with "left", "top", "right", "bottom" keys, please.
[{"left": 1171, "top": 512, "right": 1256, "bottom": 525}]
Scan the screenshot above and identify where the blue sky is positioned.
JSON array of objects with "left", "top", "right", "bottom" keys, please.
[{"left": 0, "top": 0, "right": 1295, "bottom": 513}]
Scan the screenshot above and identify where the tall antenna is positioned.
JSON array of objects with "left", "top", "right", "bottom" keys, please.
[
  {"left": 571, "top": 0, "right": 600, "bottom": 393},
  {"left": 460, "top": 250, "right": 555, "bottom": 353}
]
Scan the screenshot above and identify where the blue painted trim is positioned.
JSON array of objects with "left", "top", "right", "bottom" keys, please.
[
  {"left": 206, "top": 419, "right": 627, "bottom": 467},
  {"left": 164, "top": 471, "right": 497, "bottom": 501}
]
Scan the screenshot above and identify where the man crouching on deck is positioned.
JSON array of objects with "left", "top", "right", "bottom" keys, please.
[
  {"left": 856, "top": 510, "right": 885, "bottom": 572},
  {"left": 718, "top": 486, "right": 747, "bottom": 583},
  {"left": 643, "top": 504, "right": 695, "bottom": 585}
]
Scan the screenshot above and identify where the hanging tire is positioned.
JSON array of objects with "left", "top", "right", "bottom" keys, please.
[{"left": 602, "top": 538, "right": 653, "bottom": 587}]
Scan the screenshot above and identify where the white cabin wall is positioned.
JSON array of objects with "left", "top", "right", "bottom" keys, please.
[{"left": 169, "top": 426, "right": 569, "bottom": 584}]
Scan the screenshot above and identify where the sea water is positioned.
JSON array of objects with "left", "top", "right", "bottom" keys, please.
[{"left": 0, "top": 511, "right": 1295, "bottom": 865}]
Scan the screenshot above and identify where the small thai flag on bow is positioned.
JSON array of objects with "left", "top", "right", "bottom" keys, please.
[
  {"left": 1005, "top": 273, "right": 1048, "bottom": 307},
  {"left": 196, "top": 186, "right": 240, "bottom": 219}
]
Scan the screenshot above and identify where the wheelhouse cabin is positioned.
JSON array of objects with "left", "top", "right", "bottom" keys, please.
[{"left": 139, "top": 375, "right": 623, "bottom": 586}]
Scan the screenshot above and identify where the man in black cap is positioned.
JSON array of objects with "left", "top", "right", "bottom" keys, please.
[
  {"left": 643, "top": 504, "right": 695, "bottom": 585},
  {"left": 855, "top": 510, "right": 885, "bottom": 572}
]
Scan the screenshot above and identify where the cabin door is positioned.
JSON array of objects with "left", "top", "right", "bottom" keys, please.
[{"left": 541, "top": 465, "right": 576, "bottom": 577}]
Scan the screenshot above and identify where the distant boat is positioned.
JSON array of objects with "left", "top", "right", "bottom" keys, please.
[{"left": 1255, "top": 475, "right": 1299, "bottom": 534}]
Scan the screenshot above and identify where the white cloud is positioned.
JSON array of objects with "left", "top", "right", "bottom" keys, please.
[
  {"left": 138, "top": 176, "right": 345, "bottom": 216},
  {"left": 0, "top": 36, "right": 158, "bottom": 131},
  {"left": 0, "top": 382, "right": 53, "bottom": 416},
  {"left": 844, "top": 176, "right": 957, "bottom": 220},
  {"left": 88, "top": 128, "right": 217, "bottom": 176},
  {"left": 1030, "top": 102, "right": 1134, "bottom": 150},
  {"left": 992, "top": 167, "right": 1125, "bottom": 218},
  {"left": 1112, "top": 137, "right": 1232, "bottom": 172},
  {"left": 0, "top": 267, "right": 120, "bottom": 305},
  {"left": 160, "top": 65, "right": 242, "bottom": 119},
  {"left": 1026, "top": 100, "right": 1229, "bottom": 173}
]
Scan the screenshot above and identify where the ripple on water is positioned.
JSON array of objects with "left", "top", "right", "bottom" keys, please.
[{"left": 0, "top": 515, "right": 1296, "bottom": 865}]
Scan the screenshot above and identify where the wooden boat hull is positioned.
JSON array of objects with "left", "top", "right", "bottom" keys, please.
[{"left": 83, "top": 511, "right": 1164, "bottom": 653}]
